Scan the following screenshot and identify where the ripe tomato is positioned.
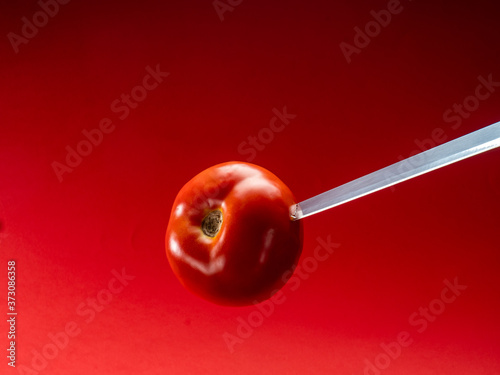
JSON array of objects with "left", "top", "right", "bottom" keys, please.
[{"left": 165, "top": 162, "right": 303, "bottom": 306}]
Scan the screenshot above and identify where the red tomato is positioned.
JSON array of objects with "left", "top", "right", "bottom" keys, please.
[{"left": 165, "top": 162, "right": 303, "bottom": 306}]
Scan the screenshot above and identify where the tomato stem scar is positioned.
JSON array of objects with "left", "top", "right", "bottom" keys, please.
[{"left": 202, "top": 210, "right": 223, "bottom": 237}]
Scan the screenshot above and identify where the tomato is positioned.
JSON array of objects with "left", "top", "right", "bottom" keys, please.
[{"left": 165, "top": 162, "right": 303, "bottom": 306}]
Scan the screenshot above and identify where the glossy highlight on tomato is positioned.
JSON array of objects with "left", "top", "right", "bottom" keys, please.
[{"left": 165, "top": 162, "right": 303, "bottom": 306}]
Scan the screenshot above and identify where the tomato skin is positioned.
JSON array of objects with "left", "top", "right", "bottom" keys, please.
[{"left": 165, "top": 162, "right": 303, "bottom": 306}]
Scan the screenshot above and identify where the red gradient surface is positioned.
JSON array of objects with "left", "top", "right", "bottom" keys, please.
[{"left": 1, "top": 1, "right": 499, "bottom": 374}]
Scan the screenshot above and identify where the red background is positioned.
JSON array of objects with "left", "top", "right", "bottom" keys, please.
[{"left": 1, "top": 0, "right": 500, "bottom": 374}]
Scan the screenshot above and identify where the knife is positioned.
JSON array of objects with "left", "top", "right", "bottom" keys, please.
[{"left": 291, "top": 121, "right": 500, "bottom": 220}]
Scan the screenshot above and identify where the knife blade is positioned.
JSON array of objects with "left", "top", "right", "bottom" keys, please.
[{"left": 291, "top": 121, "right": 500, "bottom": 220}]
